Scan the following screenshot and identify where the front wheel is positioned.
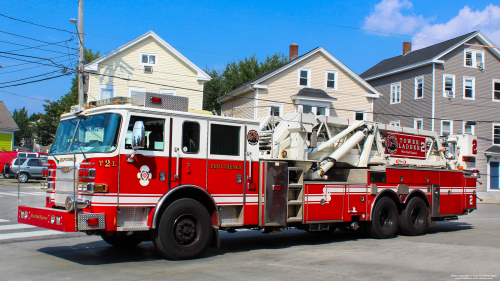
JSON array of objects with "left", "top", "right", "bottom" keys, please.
[
  {"left": 366, "top": 197, "right": 398, "bottom": 239},
  {"left": 18, "top": 172, "right": 29, "bottom": 183},
  {"left": 101, "top": 235, "right": 142, "bottom": 247},
  {"left": 152, "top": 198, "right": 212, "bottom": 260},
  {"left": 398, "top": 197, "right": 428, "bottom": 236}
]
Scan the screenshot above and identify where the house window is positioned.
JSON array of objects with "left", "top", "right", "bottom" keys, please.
[
  {"left": 354, "top": 111, "right": 366, "bottom": 121},
  {"left": 414, "top": 118, "right": 423, "bottom": 130},
  {"left": 325, "top": 71, "right": 337, "bottom": 89},
  {"left": 303, "top": 105, "right": 313, "bottom": 113},
  {"left": 99, "top": 84, "right": 115, "bottom": 100},
  {"left": 415, "top": 77, "right": 423, "bottom": 99},
  {"left": 493, "top": 80, "right": 500, "bottom": 102},
  {"left": 390, "top": 83, "right": 401, "bottom": 104},
  {"left": 316, "top": 107, "right": 327, "bottom": 116},
  {"left": 464, "top": 50, "right": 484, "bottom": 69},
  {"left": 159, "top": 89, "right": 176, "bottom": 96},
  {"left": 298, "top": 69, "right": 310, "bottom": 87},
  {"left": 441, "top": 120, "right": 453, "bottom": 136},
  {"left": 443, "top": 75, "right": 455, "bottom": 98},
  {"left": 494, "top": 124, "right": 500, "bottom": 145},
  {"left": 141, "top": 53, "right": 157, "bottom": 65},
  {"left": 129, "top": 86, "right": 146, "bottom": 98},
  {"left": 390, "top": 121, "right": 400, "bottom": 126},
  {"left": 463, "top": 122, "right": 474, "bottom": 135},
  {"left": 268, "top": 104, "right": 282, "bottom": 117},
  {"left": 463, "top": 77, "right": 475, "bottom": 100}
]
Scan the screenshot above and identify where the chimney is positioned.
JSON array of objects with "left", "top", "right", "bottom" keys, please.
[
  {"left": 402, "top": 42, "right": 411, "bottom": 56},
  {"left": 289, "top": 43, "right": 298, "bottom": 60}
]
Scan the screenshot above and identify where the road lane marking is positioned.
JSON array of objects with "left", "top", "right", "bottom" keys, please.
[
  {"left": 2, "top": 191, "right": 46, "bottom": 196},
  {"left": 0, "top": 192, "right": 23, "bottom": 196},
  {"left": 0, "top": 224, "right": 37, "bottom": 231},
  {"left": 0, "top": 230, "right": 65, "bottom": 240},
  {"left": 0, "top": 219, "right": 10, "bottom": 223}
]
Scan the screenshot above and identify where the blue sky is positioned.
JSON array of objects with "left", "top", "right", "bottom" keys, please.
[{"left": 1, "top": 0, "right": 499, "bottom": 115}]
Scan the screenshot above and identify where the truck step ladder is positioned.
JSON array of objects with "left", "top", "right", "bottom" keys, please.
[{"left": 287, "top": 167, "right": 304, "bottom": 223}]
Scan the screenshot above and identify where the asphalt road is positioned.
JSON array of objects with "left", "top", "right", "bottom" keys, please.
[{"left": 0, "top": 179, "right": 498, "bottom": 281}]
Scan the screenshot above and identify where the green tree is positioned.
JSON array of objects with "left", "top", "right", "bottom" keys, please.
[
  {"left": 34, "top": 48, "right": 100, "bottom": 145},
  {"left": 12, "top": 107, "right": 31, "bottom": 145},
  {"left": 203, "top": 53, "right": 288, "bottom": 113}
]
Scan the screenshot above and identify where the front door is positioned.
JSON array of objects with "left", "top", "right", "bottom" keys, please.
[
  {"left": 490, "top": 162, "right": 499, "bottom": 190},
  {"left": 119, "top": 113, "right": 170, "bottom": 201},
  {"left": 170, "top": 117, "right": 207, "bottom": 189}
]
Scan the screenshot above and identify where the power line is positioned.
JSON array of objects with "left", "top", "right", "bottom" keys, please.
[
  {"left": 2, "top": 0, "right": 35, "bottom": 11},
  {"left": 0, "top": 70, "right": 60, "bottom": 85},
  {"left": 0, "top": 60, "right": 71, "bottom": 75},
  {"left": 1, "top": 1, "right": 78, "bottom": 29},
  {"left": 0, "top": 13, "right": 74, "bottom": 33},
  {"left": 0, "top": 72, "right": 73, "bottom": 89},
  {"left": 1, "top": 38, "right": 76, "bottom": 55},
  {"left": 0, "top": 53, "right": 74, "bottom": 69},
  {"left": 0, "top": 31, "right": 78, "bottom": 50},
  {"left": 0, "top": 89, "right": 48, "bottom": 102}
]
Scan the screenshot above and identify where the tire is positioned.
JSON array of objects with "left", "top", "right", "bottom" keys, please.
[
  {"left": 18, "top": 172, "right": 29, "bottom": 183},
  {"left": 152, "top": 198, "right": 212, "bottom": 260},
  {"left": 398, "top": 197, "right": 428, "bottom": 236},
  {"left": 2, "top": 172, "right": 8, "bottom": 179},
  {"left": 101, "top": 235, "right": 142, "bottom": 247},
  {"left": 366, "top": 197, "right": 398, "bottom": 239}
]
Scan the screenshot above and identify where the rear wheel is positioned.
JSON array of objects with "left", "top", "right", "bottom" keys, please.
[
  {"left": 101, "top": 235, "right": 142, "bottom": 247},
  {"left": 366, "top": 197, "right": 398, "bottom": 239},
  {"left": 153, "top": 198, "right": 212, "bottom": 260},
  {"left": 18, "top": 172, "right": 29, "bottom": 183},
  {"left": 398, "top": 197, "right": 428, "bottom": 236}
]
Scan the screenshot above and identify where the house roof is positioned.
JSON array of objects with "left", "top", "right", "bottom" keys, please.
[
  {"left": 360, "top": 31, "right": 500, "bottom": 81},
  {"left": 0, "top": 102, "right": 19, "bottom": 131},
  {"left": 291, "top": 88, "right": 336, "bottom": 101},
  {"left": 84, "top": 31, "right": 211, "bottom": 81},
  {"left": 484, "top": 146, "right": 500, "bottom": 155},
  {"left": 218, "top": 47, "right": 381, "bottom": 103}
]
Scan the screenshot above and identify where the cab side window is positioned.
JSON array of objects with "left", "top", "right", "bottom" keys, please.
[
  {"left": 210, "top": 124, "right": 240, "bottom": 156},
  {"left": 126, "top": 116, "right": 165, "bottom": 151},
  {"left": 182, "top": 121, "right": 200, "bottom": 154}
]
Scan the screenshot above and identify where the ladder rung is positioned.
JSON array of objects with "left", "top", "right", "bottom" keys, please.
[
  {"left": 288, "top": 167, "right": 303, "bottom": 172},
  {"left": 288, "top": 183, "right": 303, "bottom": 189},
  {"left": 287, "top": 217, "right": 302, "bottom": 223},
  {"left": 288, "top": 200, "right": 302, "bottom": 205}
]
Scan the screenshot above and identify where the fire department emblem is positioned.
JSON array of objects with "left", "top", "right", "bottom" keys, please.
[
  {"left": 247, "top": 130, "right": 259, "bottom": 145},
  {"left": 386, "top": 135, "right": 398, "bottom": 154},
  {"left": 137, "top": 165, "right": 152, "bottom": 186}
]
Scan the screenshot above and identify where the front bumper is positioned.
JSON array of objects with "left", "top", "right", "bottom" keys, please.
[
  {"left": 18, "top": 206, "right": 77, "bottom": 232},
  {"left": 18, "top": 206, "right": 107, "bottom": 232}
]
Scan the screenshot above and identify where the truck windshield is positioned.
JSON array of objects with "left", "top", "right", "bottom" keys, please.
[{"left": 50, "top": 113, "right": 121, "bottom": 155}]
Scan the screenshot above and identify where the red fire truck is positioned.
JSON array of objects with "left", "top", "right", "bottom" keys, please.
[{"left": 18, "top": 93, "right": 478, "bottom": 260}]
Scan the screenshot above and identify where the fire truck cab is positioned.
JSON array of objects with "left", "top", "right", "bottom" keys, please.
[{"left": 18, "top": 93, "right": 478, "bottom": 260}]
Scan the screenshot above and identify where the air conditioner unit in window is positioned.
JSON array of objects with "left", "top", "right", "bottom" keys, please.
[
  {"left": 143, "top": 66, "right": 153, "bottom": 74},
  {"left": 477, "top": 62, "right": 484, "bottom": 70},
  {"left": 445, "top": 90, "right": 453, "bottom": 98}
]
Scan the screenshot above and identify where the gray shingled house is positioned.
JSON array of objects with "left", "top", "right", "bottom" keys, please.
[{"left": 360, "top": 31, "right": 500, "bottom": 198}]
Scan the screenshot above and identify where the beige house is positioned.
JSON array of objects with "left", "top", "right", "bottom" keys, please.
[
  {"left": 219, "top": 44, "right": 381, "bottom": 120},
  {"left": 85, "top": 31, "right": 211, "bottom": 110}
]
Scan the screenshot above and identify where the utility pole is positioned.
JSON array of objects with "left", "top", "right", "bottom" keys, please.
[
  {"left": 78, "top": 0, "right": 85, "bottom": 107},
  {"left": 77, "top": 0, "right": 84, "bottom": 108}
]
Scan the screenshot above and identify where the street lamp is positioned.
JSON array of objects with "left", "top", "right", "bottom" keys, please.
[{"left": 69, "top": 18, "right": 77, "bottom": 24}]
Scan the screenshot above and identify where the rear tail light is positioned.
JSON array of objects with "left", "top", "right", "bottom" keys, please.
[{"left": 42, "top": 168, "right": 48, "bottom": 177}]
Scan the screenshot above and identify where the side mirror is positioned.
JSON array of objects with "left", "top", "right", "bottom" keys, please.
[
  {"left": 132, "top": 121, "right": 146, "bottom": 149},
  {"left": 127, "top": 121, "right": 145, "bottom": 163}
]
